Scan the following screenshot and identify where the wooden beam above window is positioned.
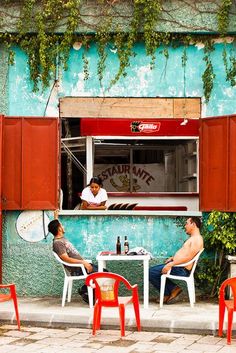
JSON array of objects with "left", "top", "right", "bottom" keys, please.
[{"left": 59, "top": 97, "right": 201, "bottom": 119}]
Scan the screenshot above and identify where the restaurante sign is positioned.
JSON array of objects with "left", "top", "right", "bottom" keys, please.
[{"left": 95, "top": 163, "right": 164, "bottom": 192}]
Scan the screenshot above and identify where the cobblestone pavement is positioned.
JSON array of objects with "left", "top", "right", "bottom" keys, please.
[{"left": 0, "top": 324, "right": 235, "bottom": 353}]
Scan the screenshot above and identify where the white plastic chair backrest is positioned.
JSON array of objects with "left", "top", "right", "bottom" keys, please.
[
  {"left": 174, "top": 248, "right": 204, "bottom": 277},
  {"left": 53, "top": 251, "right": 72, "bottom": 276},
  {"left": 52, "top": 251, "right": 88, "bottom": 277}
]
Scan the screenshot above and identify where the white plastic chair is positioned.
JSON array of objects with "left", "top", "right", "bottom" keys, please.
[
  {"left": 160, "top": 248, "right": 204, "bottom": 308},
  {"left": 53, "top": 251, "right": 93, "bottom": 308}
]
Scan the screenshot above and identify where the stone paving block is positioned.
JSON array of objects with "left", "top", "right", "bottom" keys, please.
[
  {"left": 0, "top": 324, "right": 18, "bottom": 331},
  {"left": 152, "top": 351, "right": 188, "bottom": 353},
  {"left": 0, "top": 336, "right": 19, "bottom": 345},
  {"left": 39, "top": 328, "right": 67, "bottom": 336},
  {"left": 33, "top": 347, "right": 69, "bottom": 353},
  {"left": 9, "top": 338, "right": 37, "bottom": 346},
  {"left": 181, "top": 334, "right": 203, "bottom": 340},
  {"left": 24, "top": 332, "right": 50, "bottom": 340},
  {"left": 36, "top": 337, "right": 72, "bottom": 346},
  {"left": 88, "top": 334, "right": 122, "bottom": 342},
  {"left": 128, "top": 341, "right": 157, "bottom": 352},
  {"left": 127, "top": 331, "right": 160, "bottom": 341},
  {"left": 0, "top": 345, "right": 16, "bottom": 353},
  {"left": 64, "top": 327, "right": 84, "bottom": 333},
  {"left": 153, "top": 343, "right": 191, "bottom": 352},
  {"left": 156, "top": 332, "right": 183, "bottom": 338},
  {"left": 15, "top": 343, "right": 45, "bottom": 352},
  {"left": 96, "top": 345, "right": 134, "bottom": 353},
  {"left": 216, "top": 338, "right": 236, "bottom": 346},
  {"left": 98, "top": 329, "right": 126, "bottom": 336},
  {"left": 44, "top": 330, "right": 78, "bottom": 338},
  {"left": 20, "top": 326, "right": 46, "bottom": 333},
  {"left": 3, "top": 330, "right": 31, "bottom": 338},
  {"left": 178, "top": 351, "right": 201, "bottom": 353},
  {"left": 61, "top": 340, "right": 90, "bottom": 349},
  {"left": 187, "top": 343, "right": 223, "bottom": 352},
  {"left": 60, "top": 349, "right": 97, "bottom": 353},
  {"left": 151, "top": 343, "right": 185, "bottom": 353},
  {"left": 170, "top": 336, "right": 202, "bottom": 346},
  {"left": 217, "top": 346, "right": 236, "bottom": 353},
  {"left": 82, "top": 342, "right": 105, "bottom": 349},
  {"left": 151, "top": 335, "right": 178, "bottom": 343},
  {"left": 198, "top": 335, "right": 225, "bottom": 344},
  {"left": 67, "top": 332, "right": 92, "bottom": 341}
]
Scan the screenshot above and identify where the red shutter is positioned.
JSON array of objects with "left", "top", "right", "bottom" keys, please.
[
  {"left": 2, "top": 117, "right": 59, "bottom": 210},
  {"left": 2, "top": 118, "right": 22, "bottom": 209},
  {"left": 200, "top": 115, "right": 236, "bottom": 211},
  {"left": 228, "top": 117, "right": 236, "bottom": 211},
  {"left": 0, "top": 115, "right": 3, "bottom": 282}
]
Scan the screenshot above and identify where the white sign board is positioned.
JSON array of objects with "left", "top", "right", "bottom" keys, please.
[{"left": 94, "top": 164, "right": 164, "bottom": 192}]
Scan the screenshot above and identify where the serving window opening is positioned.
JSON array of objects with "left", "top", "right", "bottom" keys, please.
[{"left": 61, "top": 130, "right": 198, "bottom": 210}]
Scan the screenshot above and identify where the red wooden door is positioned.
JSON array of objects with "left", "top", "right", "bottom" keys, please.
[
  {"left": 228, "top": 117, "right": 236, "bottom": 211},
  {"left": 200, "top": 115, "right": 236, "bottom": 211},
  {"left": 0, "top": 115, "right": 3, "bottom": 282},
  {"left": 2, "top": 118, "right": 22, "bottom": 209},
  {"left": 2, "top": 117, "right": 60, "bottom": 210}
]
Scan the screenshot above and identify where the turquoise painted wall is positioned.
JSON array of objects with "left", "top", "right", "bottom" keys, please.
[
  {"left": 1, "top": 39, "right": 234, "bottom": 298},
  {"left": 3, "top": 211, "right": 189, "bottom": 298},
  {"left": 7, "top": 41, "right": 236, "bottom": 117}
]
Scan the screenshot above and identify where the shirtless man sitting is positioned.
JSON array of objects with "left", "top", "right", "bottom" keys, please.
[{"left": 149, "top": 217, "right": 204, "bottom": 304}]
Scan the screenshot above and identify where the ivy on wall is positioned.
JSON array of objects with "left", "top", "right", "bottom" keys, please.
[{"left": 0, "top": 0, "right": 235, "bottom": 102}]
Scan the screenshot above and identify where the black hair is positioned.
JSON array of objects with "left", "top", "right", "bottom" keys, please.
[
  {"left": 89, "top": 176, "right": 103, "bottom": 187},
  {"left": 48, "top": 219, "right": 60, "bottom": 236},
  {"left": 190, "top": 216, "right": 202, "bottom": 230}
]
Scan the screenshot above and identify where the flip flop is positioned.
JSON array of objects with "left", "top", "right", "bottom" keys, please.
[{"left": 166, "top": 287, "right": 182, "bottom": 304}]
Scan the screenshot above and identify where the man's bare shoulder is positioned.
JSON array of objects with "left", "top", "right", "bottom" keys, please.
[{"left": 189, "top": 234, "right": 204, "bottom": 249}]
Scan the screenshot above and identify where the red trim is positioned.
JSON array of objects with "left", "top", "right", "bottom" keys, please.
[
  {"left": 107, "top": 192, "right": 198, "bottom": 198},
  {"left": 80, "top": 118, "right": 199, "bottom": 137},
  {"left": 78, "top": 192, "right": 198, "bottom": 198},
  {"left": 0, "top": 115, "right": 3, "bottom": 282},
  {"left": 133, "top": 206, "right": 187, "bottom": 211}
]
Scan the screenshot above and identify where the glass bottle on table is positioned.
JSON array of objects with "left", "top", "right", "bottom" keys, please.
[
  {"left": 116, "top": 236, "right": 121, "bottom": 255},
  {"left": 124, "top": 236, "right": 129, "bottom": 254}
]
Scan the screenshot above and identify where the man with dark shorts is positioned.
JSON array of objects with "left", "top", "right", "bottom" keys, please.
[{"left": 149, "top": 217, "right": 204, "bottom": 304}]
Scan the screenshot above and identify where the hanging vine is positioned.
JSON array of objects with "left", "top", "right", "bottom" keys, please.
[
  {"left": 217, "top": 0, "right": 232, "bottom": 35},
  {"left": 202, "top": 41, "right": 216, "bottom": 103},
  {"left": 0, "top": 0, "right": 235, "bottom": 101},
  {"left": 222, "top": 46, "right": 236, "bottom": 86}
]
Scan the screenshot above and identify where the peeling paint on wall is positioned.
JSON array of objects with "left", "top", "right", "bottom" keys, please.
[{"left": 3, "top": 42, "right": 236, "bottom": 118}]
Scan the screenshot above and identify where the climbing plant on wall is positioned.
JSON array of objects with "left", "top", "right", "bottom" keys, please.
[{"left": 0, "top": 0, "right": 235, "bottom": 101}]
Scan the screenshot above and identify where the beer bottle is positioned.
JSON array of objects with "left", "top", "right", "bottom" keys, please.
[
  {"left": 116, "top": 236, "right": 121, "bottom": 255},
  {"left": 124, "top": 236, "right": 129, "bottom": 254}
]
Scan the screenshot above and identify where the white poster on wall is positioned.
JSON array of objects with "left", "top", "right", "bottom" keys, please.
[{"left": 94, "top": 164, "right": 164, "bottom": 192}]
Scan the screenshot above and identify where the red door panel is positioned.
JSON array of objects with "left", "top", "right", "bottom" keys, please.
[
  {"left": 2, "top": 118, "right": 22, "bottom": 209},
  {"left": 22, "top": 118, "right": 59, "bottom": 209},
  {"left": 228, "top": 117, "right": 236, "bottom": 211},
  {"left": 0, "top": 115, "right": 3, "bottom": 282},
  {"left": 2, "top": 117, "right": 59, "bottom": 210},
  {"left": 200, "top": 117, "right": 228, "bottom": 211}
]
